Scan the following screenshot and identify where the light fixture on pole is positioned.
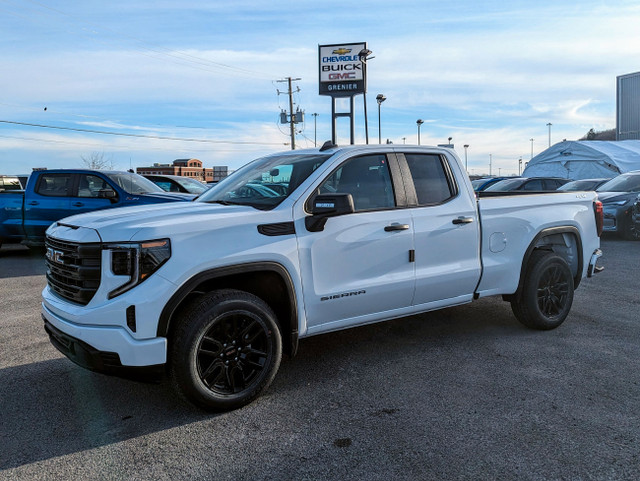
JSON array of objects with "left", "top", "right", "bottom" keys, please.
[
  {"left": 359, "top": 49, "right": 374, "bottom": 145},
  {"left": 546, "top": 123, "right": 552, "bottom": 147},
  {"left": 376, "top": 94, "right": 386, "bottom": 144},
  {"left": 463, "top": 144, "right": 469, "bottom": 171},
  {"left": 518, "top": 157, "right": 522, "bottom": 175},
  {"left": 416, "top": 119, "right": 424, "bottom": 145}
]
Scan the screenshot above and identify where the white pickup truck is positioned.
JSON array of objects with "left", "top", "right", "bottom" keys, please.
[{"left": 42, "top": 143, "right": 604, "bottom": 411}]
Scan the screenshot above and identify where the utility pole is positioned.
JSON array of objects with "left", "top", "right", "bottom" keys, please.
[{"left": 277, "top": 77, "right": 301, "bottom": 150}]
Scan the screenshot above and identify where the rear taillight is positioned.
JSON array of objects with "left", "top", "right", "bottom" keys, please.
[{"left": 594, "top": 200, "right": 603, "bottom": 237}]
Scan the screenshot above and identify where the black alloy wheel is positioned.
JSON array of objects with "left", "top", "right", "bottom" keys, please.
[
  {"left": 170, "top": 289, "right": 282, "bottom": 411},
  {"left": 511, "top": 250, "right": 574, "bottom": 330},
  {"left": 196, "top": 311, "right": 271, "bottom": 395},
  {"left": 535, "top": 263, "right": 571, "bottom": 318}
]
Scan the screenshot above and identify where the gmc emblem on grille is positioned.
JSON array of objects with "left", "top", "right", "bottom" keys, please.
[{"left": 46, "top": 248, "right": 65, "bottom": 265}]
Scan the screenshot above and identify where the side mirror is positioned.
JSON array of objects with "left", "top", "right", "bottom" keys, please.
[
  {"left": 98, "top": 189, "right": 118, "bottom": 203},
  {"left": 305, "top": 193, "right": 355, "bottom": 232}
]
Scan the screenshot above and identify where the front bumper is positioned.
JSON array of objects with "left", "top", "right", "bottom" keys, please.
[
  {"left": 44, "top": 319, "right": 164, "bottom": 381},
  {"left": 42, "top": 299, "right": 167, "bottom": 368},
  {"left": 602, "top": 204, "right": 628, "bottom": 233}
]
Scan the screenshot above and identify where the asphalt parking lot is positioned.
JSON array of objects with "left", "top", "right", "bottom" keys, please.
[{"left": 1, "top": 237, "right": 639, "bottom": 480}]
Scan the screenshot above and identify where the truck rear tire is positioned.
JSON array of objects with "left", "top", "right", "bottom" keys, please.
[
  {"left": 510, "top": 250, "right": 574, "bottom": 330},
  {"left": 169, "top": 289, "right": 282, "bottom": 411}
]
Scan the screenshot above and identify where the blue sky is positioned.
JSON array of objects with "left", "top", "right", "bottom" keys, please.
[{"left": 1, "top": 0, "right": 639, "bottom": 176}]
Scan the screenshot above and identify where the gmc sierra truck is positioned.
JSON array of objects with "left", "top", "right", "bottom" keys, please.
[{"left": 42, "top": 144, "right": 604, "bottom": 411}]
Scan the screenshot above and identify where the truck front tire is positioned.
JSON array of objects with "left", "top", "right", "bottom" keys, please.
[
  {"left": 510, "top": 250, "right": 574, "bottom": 330},
  {"left": 169, "top": 289, "right": 282, "bottom": 411}
]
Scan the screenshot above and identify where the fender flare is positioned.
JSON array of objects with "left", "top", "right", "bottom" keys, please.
[
  {"left": 157, "top": 261, "right": 299, "bottom": 355},
  {"left": 516, "top": 226, "right": 584, "bottom": 294}
]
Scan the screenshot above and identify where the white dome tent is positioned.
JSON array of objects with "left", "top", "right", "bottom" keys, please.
[{"left": 522, "top": 140, "right": 640, "bottom": 180}]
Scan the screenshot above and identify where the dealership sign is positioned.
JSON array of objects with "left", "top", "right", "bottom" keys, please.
[{"left": 318, "top": 42, "right": 367, "bottom": 97}]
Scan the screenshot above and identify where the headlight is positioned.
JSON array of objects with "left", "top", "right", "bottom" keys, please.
[{"left": 106, "top": 239, "right": 171, "bottom": 298}]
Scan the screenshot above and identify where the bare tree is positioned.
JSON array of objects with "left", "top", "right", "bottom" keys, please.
[{"left": 81, "top": 152, "right": 115, "bottom": 170}]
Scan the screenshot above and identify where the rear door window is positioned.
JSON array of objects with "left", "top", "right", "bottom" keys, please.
[
  {"left": 35, "top": 173, "right": 73, "bottom": 197},
  {"left": 404, "top": 153, "right": 456, "bottom": 205}
]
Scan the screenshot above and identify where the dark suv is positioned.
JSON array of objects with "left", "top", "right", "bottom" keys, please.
[{"left": 596, "top": 171, "right": 640, "bottom": 240}]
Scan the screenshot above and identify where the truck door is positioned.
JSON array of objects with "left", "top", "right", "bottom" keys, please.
[
  {"left": 68, "top": 173, "right": 118, "bottom": 215},
  {"left": 399, "top": 152, "right": 481, "bottom": 306},
  {"left": 23, "top": 172, "right": 74, "bottom": 240},
  {"left": 295, "top": 153, "right": 415, "bottom": 334}
]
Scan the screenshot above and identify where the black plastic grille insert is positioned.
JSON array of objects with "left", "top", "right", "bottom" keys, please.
[{"left": 45, "top": 236, "right": 101, "bottom": 305}]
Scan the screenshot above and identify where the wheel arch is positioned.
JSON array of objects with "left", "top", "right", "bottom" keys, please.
[
  {"left": 515, "top": 226, "right": 584, "bottom": 294},
  {"left": 158, "top": 262, "right": 299, "bottom": 357}
]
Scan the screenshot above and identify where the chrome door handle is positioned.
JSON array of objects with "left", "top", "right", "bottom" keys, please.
[
  {"left": 384, "top": 223, "right": 410, "bottom": 232},
  {"left": 452, "top": 216, "right": 474, "bottom": 225}
]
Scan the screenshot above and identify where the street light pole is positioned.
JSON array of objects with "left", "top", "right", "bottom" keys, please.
[
  {"left": 463, "top": 144, "right": 469, "bottom": 172},
  {"left": 376, "top": 94, "right": 386, "bottom": 144},
  {"left": 518, "top": 157, "right": 522, "bottom": 175},
  {"left": 359, "top": 49, "right": 374, "bottom": 145},
  {"left": 530, "top": 138, "right": 534, "bottom": 159},
  {"left": 312, "top": 113, "right": 318, "bottom": 147},
  {"left": 416, "top": 119, "right": 424, "bottom": 145},
  {"left": 547, "top": 123, "right": 552, "bottom": 147}
]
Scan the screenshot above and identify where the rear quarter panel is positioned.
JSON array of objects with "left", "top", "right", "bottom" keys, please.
[{"left": 476, "top": 191, "right": 600, "bottom": 296}]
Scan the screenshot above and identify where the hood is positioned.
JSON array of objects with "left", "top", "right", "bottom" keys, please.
[
  {"left": 53, "top": 201, "right": 260, "bottom": 242},
  {"left": 597, "top": 192, "right": 637, "bottom": 203}
]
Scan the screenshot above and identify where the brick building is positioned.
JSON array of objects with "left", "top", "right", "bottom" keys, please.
[{"left": 136, "top": 159, "right": 228, "bottom": 183}]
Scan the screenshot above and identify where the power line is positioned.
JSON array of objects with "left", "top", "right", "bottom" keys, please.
[
  {"left": 0, "top": 119, "right": 288, "bottom": 146},
  {"left": 0, "top": 133, "right": 275, "bottom": 154}
]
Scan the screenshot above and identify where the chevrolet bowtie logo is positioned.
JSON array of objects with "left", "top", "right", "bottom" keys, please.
[{"left": 332, "top": 48, "right": 352, "bottom": 55}]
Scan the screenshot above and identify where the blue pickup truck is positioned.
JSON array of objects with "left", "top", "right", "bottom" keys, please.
[{"left": 0, "top": 169, "right": 192, "bottom": 248}]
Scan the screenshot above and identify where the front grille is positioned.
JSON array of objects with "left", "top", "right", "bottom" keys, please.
[{"left": 45, "top": 236, "right": 102, "bottom": 305}]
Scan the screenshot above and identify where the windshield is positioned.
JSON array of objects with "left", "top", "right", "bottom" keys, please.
[
  {"left": 197, "top": 153, "right": 331, "bottom": 210},
  {"left": 596, "top": 173, "right": 640, "bottom": 193},
  {"left": 174, "top": 177, "right": 208, "bottom": 194},
  {"left": 106, "top": 172, "right": 166, "bottom": 194},
  {"left": 484, "top": 178, "right": 525, "bottom": 191}
]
